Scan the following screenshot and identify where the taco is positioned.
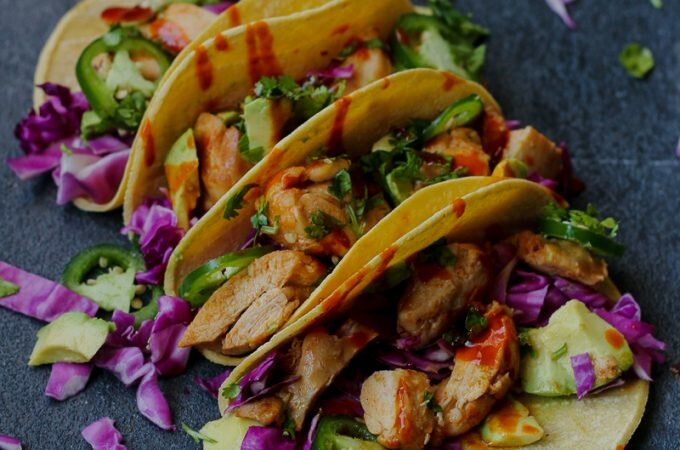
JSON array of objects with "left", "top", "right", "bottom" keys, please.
[
  {"left": 202, "top": 177, "right": 657, "bottom": 450},
  {"left": 121, "top": 0, "right": 492, "bottom": 226},
  {"left": 12, "top": 0, "right": 336, "bottom": 211},
  {"left": 165, "top": 67, "right": 580, "bottom": 367}
]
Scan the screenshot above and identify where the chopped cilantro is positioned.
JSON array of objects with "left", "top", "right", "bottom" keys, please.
[
  {"left": 328, "top": 169, "right": 353, "bottom": 199},
  {"left": 250, "top": 197, "right": 280, "bottom": 243},
  {"left": 238, "top": 134, "right": 265, "bottom": 164},
  {"left": 619, "top": 43, "right": 655, "bottom": 79},
  {"left": 421, "top": 239, "right": 457, "bottom": 267},
  {"left": 0, "top": 278, "right": 20, "bottom": 298},
  {"left": 304, "top": 210, "right": 344, "bottom": 239},
  {"left": 465, "top": 310, "right": 488, "bottom": 336},
  {"left": 282, "top": 416, "right": 296, "bottom": 439},
  {"left": 223, "top": 184, "right": 257, "bottom": 219},
  {"left": 181, "top": 423, "right": 217, "bottom": 444},
  {"left": 551, "top": 343, "right": 569, "bottom": 361},
  {"left": 364, "top": 39, "right": 386, "bottom": 50},
  {"left": 543, "top": 203, "right": 619, "bottom": 238},
  {"left": 254, "top": 75, "right": 343, "bottom": 120},
  {"left": 423, "top": 391, "right": 443, "bottom": 413},
  {"left": 221, "top": 383, "right": 241, "bottom": 400}
]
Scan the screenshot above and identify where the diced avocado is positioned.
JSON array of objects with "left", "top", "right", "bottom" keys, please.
[
  {"left": 200, "top": 415, "right": 259, "bottom": 450},
  {"left": 480, "top": 398, "right": 544, "bottom": 447},
  {"left": 243, "top": 97, "right": 293, "bottom": 154},
  {"left": 216, "top": 110, "right": 240, "bottom": 126},
  {"left": 0, "top": 277, "right": 19, "bottom": 298},
  {"left": 371, "top": 133, "right": 396, "bottom": 153},
  {"left": 165, "top": 129, "right": 200, "bottom": 230},
  {"left": 106, "top": 50, "right": 156, "bottom": 97},
  {"left": 29, "top": 312, "right": 112, "bottom": 366},
  {"left": 418, "top": 29, "right": 466, "bottom": 78},
  {"left": 491, "top": 159, "right": 529, "bottom": 179},
  {"left": 521, "top": 300, "right": 633, "bottom": 396},
  {"left": 385, "top": 171, "right": 413, "bottom": 205},
  {"left": 73, "top": 267, "right": 136, "bottom": 313}
]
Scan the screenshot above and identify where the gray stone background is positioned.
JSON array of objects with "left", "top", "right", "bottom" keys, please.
[{"left": 0, "top": 0, "right": 678, "bottom": 448}]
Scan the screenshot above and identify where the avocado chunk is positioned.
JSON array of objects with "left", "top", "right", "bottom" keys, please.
[
  {"left": 521, "top": 300, "right": 633, "bottom": 396},
  {"left": 480, "top": 398, "right": 544, "bottom": 447},
  {"left": 200, "top": 415, "right": 259, "bottom": 450},
  {"left": 165, "top": 128, "right": 200, "bottom": 230},
  {"left": 29, "top": 312, "right": 112, "bottom": 366},
  {"left": 385, "top": 171, "right": 413, "bottom": 205},
  {"left": 0, "top": 277, "right": 19, "bottom": 298},
  {"left": 243, "top": 97, "right": 293, "bottom": 155},
  {"left": 491, "top": 159, "right": 529, "bottom": 179},
  {"left": 371, "top": 133, "right": 396, "bottom": 153},
  {"left": 106, "top": 50, "right": 156, "bottom": 97},
  {"left": 74, "top": 267, "right": 137, "bottom": 313},
  {"left": 418, "top": 29, "right": 467, "bottom": 78}
]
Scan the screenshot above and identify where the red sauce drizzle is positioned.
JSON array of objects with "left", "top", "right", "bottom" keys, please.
[
  {"left": 328, "top": 97, "right": 352, "bottom": 154},
  {"left": 150, "top": 19, "right": 190, "bottom": 54},
  {"left": 140, "top": 119, "right": 155, "bottom": 167},
  {"left": 456, "top": 312, "right": 513, "bottom": 367},
  {"left": 254, "top": 21, "right": 282, "bottom": 77},
  {"left": 348, "top": 330, "right": 372, "bottom": 349},
  {"left": 374, "top": 246, "right": 398, "bottom": 279},
  {"left": 195, "top": 45, "right": 214, "bottom": 91},
  {"left": 454, "top": 151, "right": 489, "bottom": 176},
  {"left": 453, "top": 198, "right": 466, "bottom": 218},
  {"left": 245, "top": 24, "right": 259, "bottom": 82},
  {"left": 482, "top": 108, "right": 510, "bottom": 162},
  {"left": 214, "top": 33, "right": 230, "bottom": 52},
  {"left": 395, "top": 380, "right": 414, "bottom": 443},
  {"left": 442, "top": 72, "right": 461, "bottom": 91},
  {"left": 227, "top": 5, "right": 242, "bottom": 27},
  {"left": 101, "top": 6, "right": 154, "bottom": 24},
  {"left": 332, "top": 24, "right": 350, "bottom": 35},
  {"left": 605, "top": 329, "right": 625, "bottom": 350},
  {"left": 381, "top": 78, "right": 391, "bottom": 90}
]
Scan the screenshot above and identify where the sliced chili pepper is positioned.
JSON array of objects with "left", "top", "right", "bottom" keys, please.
[
  {"left": 422, "top": 94, "right": 484, "bottom": 141},
  {"left": 536, "top": 218, "right": 625, "bottom": 257},
  {"left": 311, "top": 416, "right": 379, "bottom": 450},
  {"left": 179, "top": 246, "right": 275, "bottom": 308},
  {"left": 76, "top": 27, "right": 171, "bottom": 129},
  {"left": 62, "top": 244, "right": 144, "bottom": 291},
  {"left": 132, "top": 285, "right": 163, "bottom": 327}
]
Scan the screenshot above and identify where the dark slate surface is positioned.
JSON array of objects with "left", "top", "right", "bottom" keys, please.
[{"left": 0, "top": 0, "right": 678, "bottom": 448}]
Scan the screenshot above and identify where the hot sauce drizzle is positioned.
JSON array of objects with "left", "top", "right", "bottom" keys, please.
[
  {"left": 101, "top": 6, "right": 154, "bottom": 24},
  {"left": 442, "top": 72, "right": 460, "bottom": 91},
  {"left": 381, "top": 78, "right": 391, "bottom": 90},
  {"left": 328, "top": 97, "right": 352, "bottom": 154},
  {"left": 214, "top": 33, "right": 230, "bottom": 52},
  {"left": 332, "top": 24, "right": 350, "bottom": 36},
  {"left": 453, "top": 198, "right": 466, "bottom": 218},
  {"left": 141, "top": 119, "right": 155, "bottom": 167},
  {"left": 150, "top": 19, "right": 190, "bottom": 54},
  {"left": 245, "top": 22, "right": 283, "bottom": 83},
  {"left": 227, "top": 5, "right": 242, "bottom": 27},
  {"left": 195, "top": 45, "right": 214, "bottom": 91}
]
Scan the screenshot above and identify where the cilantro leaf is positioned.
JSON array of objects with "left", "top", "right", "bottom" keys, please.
[
  {"left": 328, "top": 169, "right": 353, "bottom": 199},
  {"left": 224, "top": 184, "right": 257, "bottom": 219},
  {"left": 619, "top": 43, "right": 655, "bottom": 79},
  {"left": 221, "top": 383, "right": 241, "bottom": 400},
  {"left": 282, "top": 417, "right": 296, "bottom": 439},
  {"left": 238, "top": 133, "right": 265, "bottom": 164},
  {"left": 424, "top": 391, "right": 443, "bottom": 413},
  {"left": 465, "top": 310, "right": 488, "bottom": 336},
  {"left": 543, "top": 203, "right": 619, "bottom": 238},
  {"left": 304, "top": 210, "right": 344, "bottom": 239},
  {"left": 421, "top": 239, "right": 457, "bottom": 267},
  {"left": 181, "top": 423, "right": 217, "bottom": 444},
  {"left": 250, "top": 197, "right": 279, "bottom": 244}
]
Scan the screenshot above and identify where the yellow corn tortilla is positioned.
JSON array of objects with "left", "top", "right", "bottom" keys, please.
[
  {"left": 123, "top": 0, "right": 415, "bottom": 222},
  {"left": 33, "top": 0, "right": 337, "bottom": 212},
  {"left": 218, "top": 178, "right": 648, "bottom": 449}
]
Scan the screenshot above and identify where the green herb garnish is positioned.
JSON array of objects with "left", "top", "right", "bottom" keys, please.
[
  {"left": 465, "top": 310, "right": 488, "bottom": 336},
  {"left": 619, "top": 43, "right": 655, "bottom": 79},
  {"left": 181, "top": 423, "right": 217, "bottom": 444},
  {"left": 238, "top": 134, "right": 265, "bottom": 164},
  {"left": 221, "top": 383, "right": 241, "bottom": 400},
  {"left": 224, "top": 184, "right": 257, "bottom": 219},
  {"left": 423, "top": 391, "right": 443, "bottom": 413},
  {"left": 304, "top": 210, "right": 344, "bottom": 239}
]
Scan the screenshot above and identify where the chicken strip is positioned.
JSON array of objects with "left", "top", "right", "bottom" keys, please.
[
  {"left": 360, "top": 369, "right": 435, "bottom": 450},
  {"left": 398, "top": 244, "right": 490, "bottom": 344},
  {"left": 503, "top": 127, "right": 563, "bottom": 180},
  {"left": 424, "top": 128, "right": 490, "bottom": 176},
  {"left": 179, "top": 251, "right": 326, "bottom": 348},
  {"left": 195, "top": 113, "right": 252, "bottom": 212},
  {"left": 266, "top": 159, "right": 356, "bottom": 257},
  {"left": 284, "top": 320, "right": 378, "bottom": 430},
  {"left": 233, "top": 396, "right": 285, "bottom": 427},
  {"left": 508, "top": 230, "right": 607, "bottom": 286},
  {"left": 433, "top": 303, "right": 519, "bottom": 440}
]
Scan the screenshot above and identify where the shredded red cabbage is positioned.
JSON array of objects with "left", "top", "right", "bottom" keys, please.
[
  {"left": 302, "top": 413, "right": 321, "bottom": 450},
  {"left": 137, "top": 367, "right": 175, "bottom": 431},
  {"left": 675, "top": 136, "right": 680, "bottom": 159},
  {"left": 373, "top": 340, "right": 453, "bottom": 381},
  {"left": 45, "top": 362, "right": 93, "bottom": 401},
  {"left": 505, "top": 119, "right": 522, "bottom": 130},
  {"left": 149, "top": 296, "right": 192, "bottom": 376},
  {"left": 202, "top": 1, "right": 234, "bottom": 14},
  {"left": 10, "top": 84, "right": 131, "bottom": 205},
  {"left": 121, "top": 197, "right": 184, "bottom": 285},
  {"left": 240, "top": 426, "right": 295, "bottom": 450},
  {"left": 544, "top": 0, "right": 577, "bottom": 29},
  {"left": 0, "top": 261, "right": 98, "bottom": 321},
  {"left": 0, "top": 434, "right": 22, "bottom": 450},
  {"left": 194, "top": 369, "right": 233, "bottom": 399},
  {"left": 94, "top": 347, "right": 149, "bottom": 386},
  {"left": 307, "top": 64, "right": 354, "bottom": 81},
  {"left": 594, "top": 294, "right": 666, "bottom": 381},
  {"left": 570, "top": 352, "right": 594, "bottom": 399},
  {"left": 81, "top": 417, "right": 127, "bottom": 450}
]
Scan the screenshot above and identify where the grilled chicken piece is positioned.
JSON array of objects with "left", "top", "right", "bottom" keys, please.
[
  {"left": 433, "top": 303, "right": 519, "bottom": 440},
  {"left": 360, "top": 369, "right": 435, "bottom": 450},
  {"left": 341, "top": 30, "right": 393, "bottom": 94},
  {"left": 266, "top": 159, "right": 356, "bottom": 257},
  {"left": 362, "top": 200, "right": 391, "bottom": 234},
  {"left": 398, "top": 244, "right": 490, "bottom": 345},
  {"left": 222, "top": 286, "right": 312, "bottom": 355},
  {"left": 160, "top": 3, "right": 215, "bottom": 43},
  {"left": 233, "top": 396, "right": 285, "bottom": 426},
  {"left": 424, "top": 128, "right": 490, "bottom": 176},
  {"left": 508, "top": 231, "right": 607, "bottom": 286},
  {"left": 195, "top": 113, "right": 252, "bottom": 212},
  {"left": 179, "top": 251, "right": 326, "bottom": 348},
  {"left": 284, "top": 320, "right": 378, "bottom": 431},
  {"left": 503, "top": 127, "right": 563, "bottom": 180}
]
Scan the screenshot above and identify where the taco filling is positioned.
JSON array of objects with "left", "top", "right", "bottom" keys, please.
[{"left": 208, "top": 202, "right": 663, "bottom": 449}]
